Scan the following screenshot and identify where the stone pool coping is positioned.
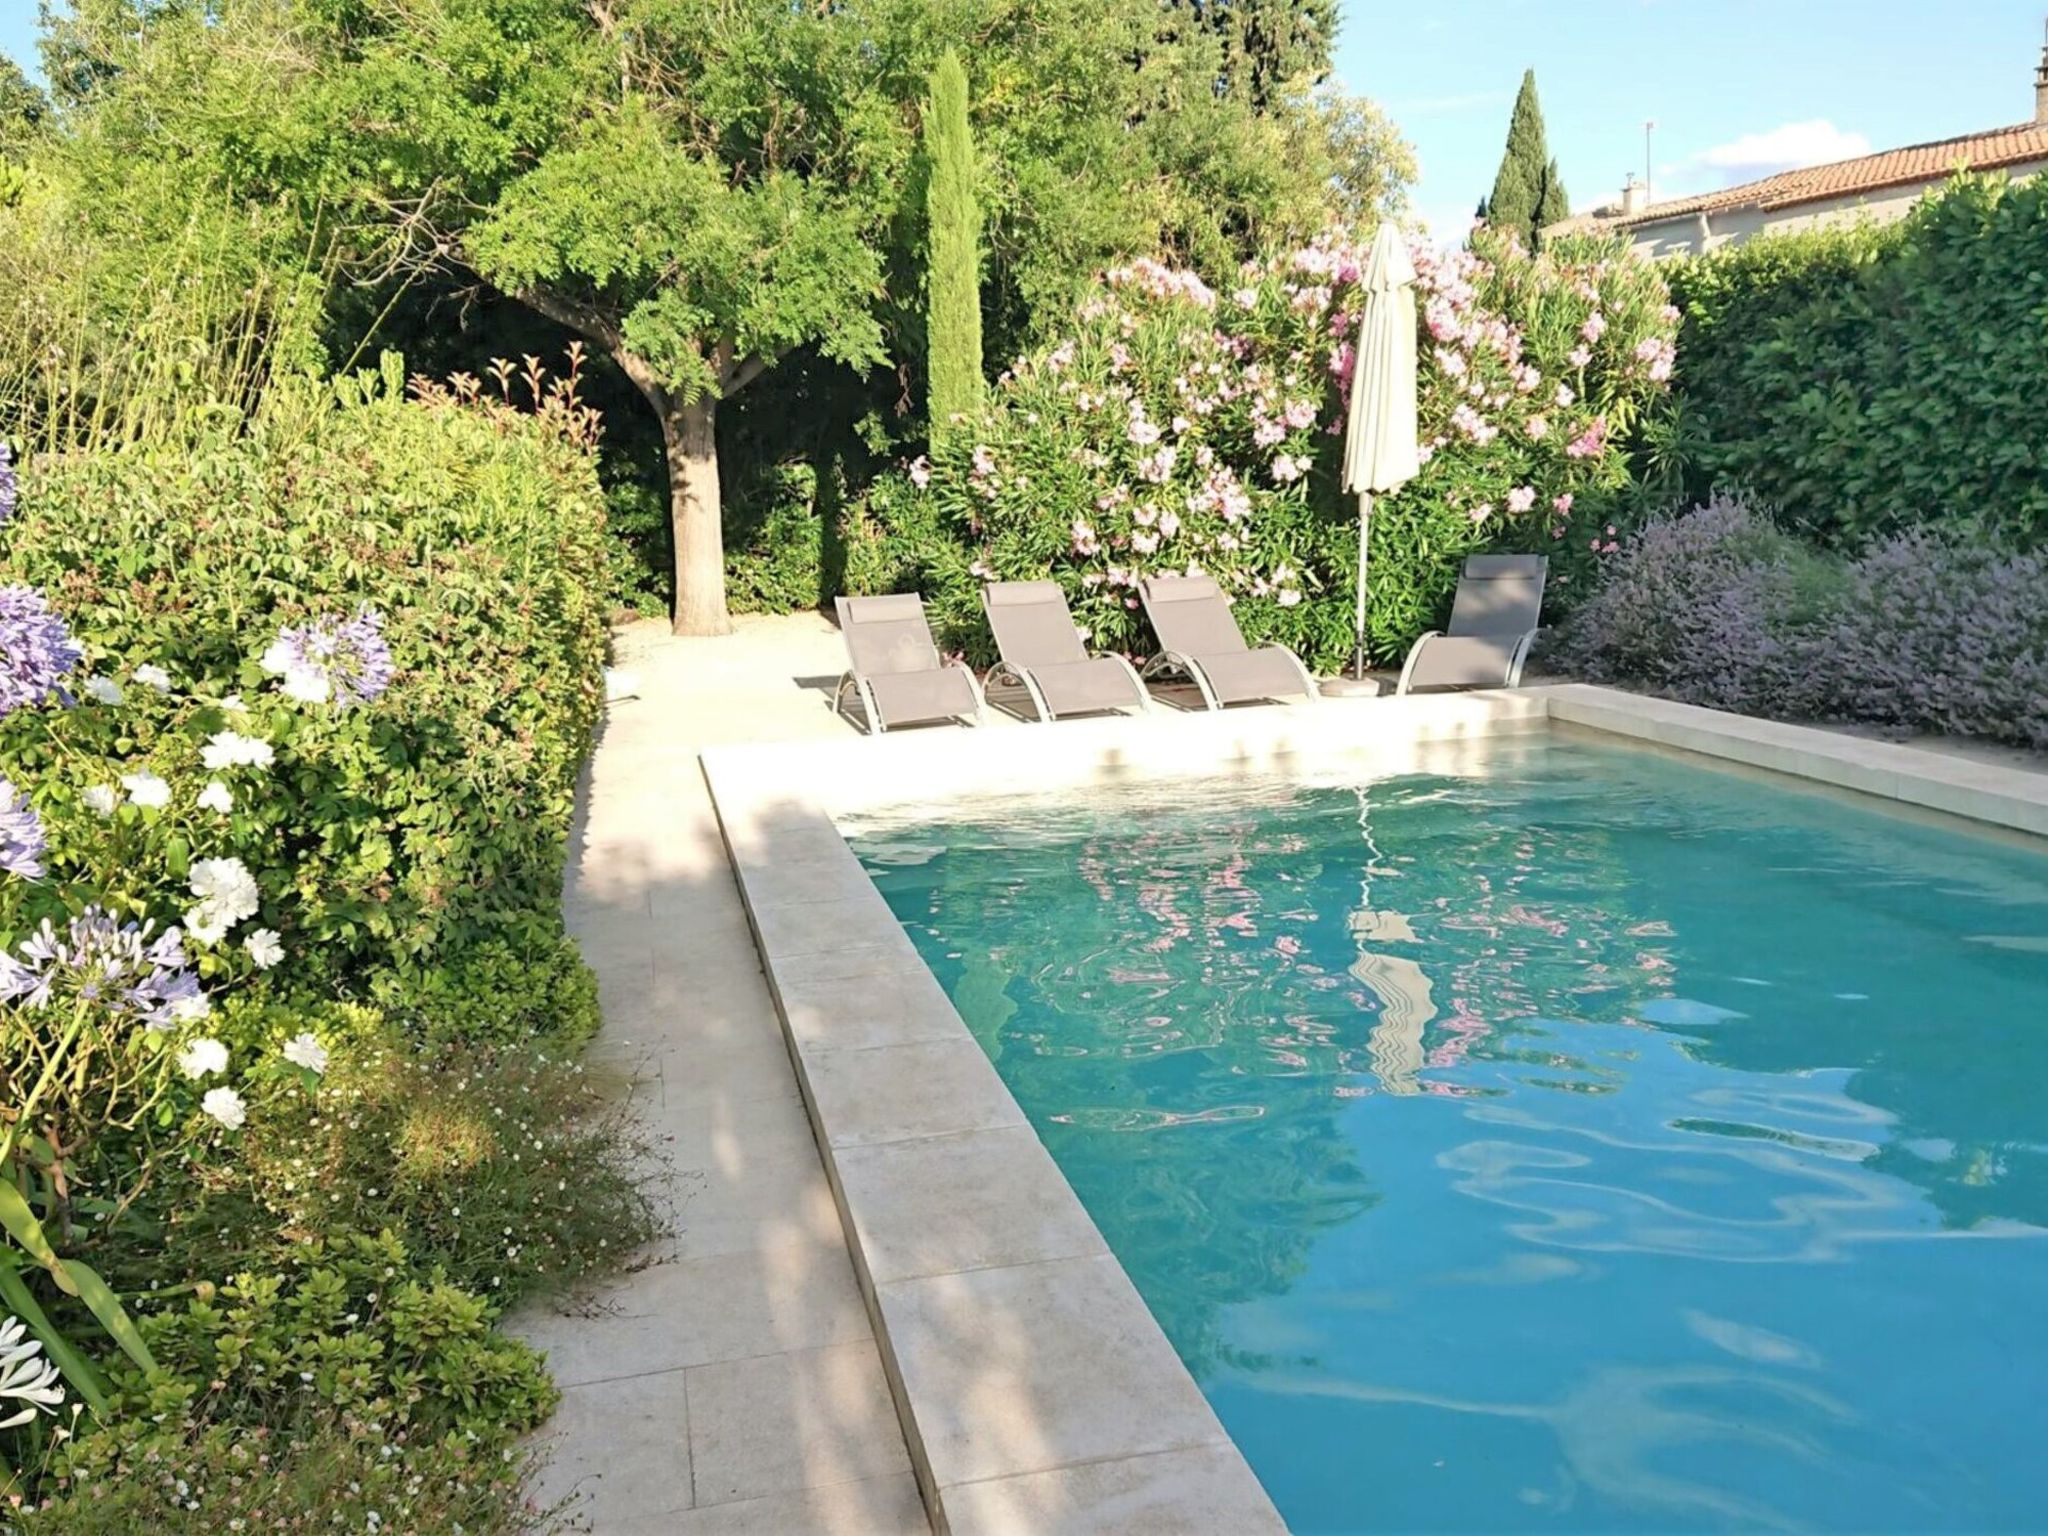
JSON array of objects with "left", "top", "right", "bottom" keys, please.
[{"left": 700, "top": 683, "right": 2046, "bottom": 1535}]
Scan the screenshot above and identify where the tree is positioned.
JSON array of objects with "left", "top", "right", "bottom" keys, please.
[
  {"left": 1481, "top": 69, "right": 1569, "bottom": 248},
  {"left": 1164, "top": 0, "right": 1337, "bottom": 109},
  {"left": 0, "top": 53, "right": 47, "bottom": 161},
  {"left": 924, "top": 51, "right": 983, "bottom": 445}
]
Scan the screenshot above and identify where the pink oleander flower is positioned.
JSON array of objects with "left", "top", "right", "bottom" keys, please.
[
  {"left": 1269, "top": 454, "right": 1304, "bottom": 484},
  {"left": 1468, "top": 504, "right": 1493, "bottom": 524},
  {"left": 1276, "top": 587, "right": 1302, "bottom": 607},
  {"left": 1526, "top": 415, "right": 1549, "bottom": 440},
  {"left": 1553, "top": 492, "right": 1574, "bottom": 514},
  {"left": 1506, "top": 485, "right": 1536, "bottom": 514},
  {"left": 1581, "top": 311, "right": 1608, "bottom": 343},
  {"left": 971, "top": 444, "right": 996, "bottom": 477},
  {"left": 1071, "top": 520, "right": 1099, "bottom": 556},
  {"left": 907, "top": 455, "right": 931, "bottom": 488},
  {"left": 1565, "top": 418, "right": 1608, "bottom": 459},
  {"left": 1554, "top": 383, "right": 1575, "bottom": 407},
  {"left": 1567, "top": 345, "right": 1593, "bottom": 369},
  {"left": 1127, "top": 414, "right": 1162, "bottom": 447}
]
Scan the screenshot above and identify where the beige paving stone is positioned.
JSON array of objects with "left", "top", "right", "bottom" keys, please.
[
  {"left": 939, "top": 1445, "right": 1286, "bottom": 1535},
  {"left": 833, "top": 1128, "right": 1108, "bottom": 1286},
  {"left": 802, "top": 1039, "right": 1027, "bottom": 1150},
  {"left": 750, "top": 891, "right": 903, "bottom": 959},
  {"left": 775, "top": 965, "right": 963, "bottom": 1054},
  {"left": 668, "top": 1151, "right": 847, "bottom": 1263},
  {"left": 528, "top": 1367, "right": 694, "bottom": 1529},
  {"left": 874, "top": 1253, "right": 1229, "bottom": 1487},
  {"left": 606, "top": 1473, "right": 929, "bottom": 1535},
  {"left": 684, "top": 1341, "right": 913, "bottom": 1506}
]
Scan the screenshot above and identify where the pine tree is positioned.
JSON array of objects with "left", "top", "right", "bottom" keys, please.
[
  {"left": 1482, "top": 70, "right": 1569, "bottom": 248},
  {"left": 924, "top": 50, "right": 983, "bottom": 445}
]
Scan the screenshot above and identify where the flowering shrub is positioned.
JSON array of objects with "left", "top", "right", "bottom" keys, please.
[
  {"left": 1548, "top": 497, "right": 2048, "bottom": 749},
  {"left": 862, "top": 228, "right": 1676, "bottom": 667}
]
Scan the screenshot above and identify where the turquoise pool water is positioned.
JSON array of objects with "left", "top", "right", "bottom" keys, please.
[{"left": 848, "top": 736, "right": 2048, "bottom": 1534}]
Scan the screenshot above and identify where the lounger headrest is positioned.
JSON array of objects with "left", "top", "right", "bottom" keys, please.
[
  {"left": 842, "top": 593, "right": 928, "bottom": 623},
  {"left": 1142, "top": 574, "right": 1223, "bottom": 603},
  {"left": 984, "top": 580, "right": 1064, "bottom": 608}
]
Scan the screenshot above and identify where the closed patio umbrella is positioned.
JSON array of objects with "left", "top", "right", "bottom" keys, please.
[{"left": 1338, "top": 223, "right": 1421, "bottom": 682}]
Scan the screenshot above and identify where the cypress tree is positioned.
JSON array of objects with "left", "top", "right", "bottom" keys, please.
[
  {"left": 1482, "top": 70, "right": 1570, "bottom": 248},
  {"left": 924, "top": 50, "right": 983, "bottom": 444}
]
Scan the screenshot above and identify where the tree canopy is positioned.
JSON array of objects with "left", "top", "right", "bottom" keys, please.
[{"left": 1480, "top": 68, "right": 1569, "bottom": 248}]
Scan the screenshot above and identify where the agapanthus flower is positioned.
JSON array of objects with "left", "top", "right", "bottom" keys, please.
[
  {"left": 201, "top": 1086, "right": 247, "bottom": 1131},
  {"left": 259, "top": 607, "right": 395, "bottom": 710},
  {"left": 0, "top": 778, "right": 46, "bottom": 879},
  {"left": 1, "top": 1315, "right": 65, "bottom": 1429},
  {"left": 0, "top": 908, "right": 205, "bottom": 1029},
  {"left": 282, "top": 1031, "right": 328, "bottom": 1074},
  {"left": 0, "top": 585, "right": 83, "bottom": 720}
]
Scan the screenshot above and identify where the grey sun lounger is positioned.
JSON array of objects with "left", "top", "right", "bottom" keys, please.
[
  {"left": 982, "top": 581, "right": 1149, "bottom": 721},
  {"left": 833, "top": 593, "right": 984, "bottom": 733},
  {"left": 1137, "top": 574, "right": 1318, "bottom": 709},
  {"left": 1396, "top": 554, "right": 1548, "bottom": 694}
]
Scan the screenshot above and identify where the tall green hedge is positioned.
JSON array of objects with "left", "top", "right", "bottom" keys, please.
[
  {"left": 1, "top": 364, "right": 610, "bottom": 1041},
  {"left": 1667, "top": 173, "right": 2048, "bottom": 548}
]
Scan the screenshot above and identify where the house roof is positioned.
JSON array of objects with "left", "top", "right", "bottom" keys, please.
[{"left": 1569, "top": 119, "right": 2048, "bottom": 233}]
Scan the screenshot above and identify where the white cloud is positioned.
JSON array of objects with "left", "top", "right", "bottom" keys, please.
[{"left": 1691, "top": 119, "right": 1872, "bottom": 184}]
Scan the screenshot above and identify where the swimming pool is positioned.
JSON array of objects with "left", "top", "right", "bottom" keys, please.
[{"left": 847, "top": 735, "right": 2048, "bottom": 1534}]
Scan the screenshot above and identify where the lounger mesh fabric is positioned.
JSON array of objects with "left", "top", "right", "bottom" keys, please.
[
  {"left": 1139, "top": 575, "right": 1313, "bottom": 705},
  {"left": 836, "top": 594, "right": 979, "bottom": 727},
  {"left": 983, "top": 581, "right": 1146, "bottom": 717},
  {"left": 1401, "top": 555, "right": 1547, "bottom": 691}
]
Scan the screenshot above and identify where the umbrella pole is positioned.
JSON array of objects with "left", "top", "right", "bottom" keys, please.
[{"left": 1351, "top": 493, "right": 1372, "bottom": 680}]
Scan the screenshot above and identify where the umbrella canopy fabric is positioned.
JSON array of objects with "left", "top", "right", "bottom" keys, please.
[{"left": 1339, "top": 224, "right": 1421, "bottom": 675}]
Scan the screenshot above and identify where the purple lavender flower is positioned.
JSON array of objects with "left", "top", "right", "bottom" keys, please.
[
  {"left": 0, "top": 441, "right": 15, "bottom": 528},
  {"left": 259, "top": 606, "right": 396, "bottom": 709},
  {"left": 0, "top": 776, "right": 45, "bottom": 879},
  {"left": 0, "top": 908, "right": 206, "bottom": 1029},
  {"left": 0, "top": 584, "right": 83, "bottom": 720}
]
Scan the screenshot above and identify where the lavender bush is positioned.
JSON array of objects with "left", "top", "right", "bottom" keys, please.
[{"left": 1550, "top": 498, "right": 2048, "bottom": 749}]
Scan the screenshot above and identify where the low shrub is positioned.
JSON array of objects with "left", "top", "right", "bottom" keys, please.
[
  {"left": 1548, "top": 497, "right": 2048, "bottom": 748},
  {"left": 854, "top": 227, "right": 1677, "bottom": 669}
]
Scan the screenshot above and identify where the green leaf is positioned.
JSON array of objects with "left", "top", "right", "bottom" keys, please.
[{"left": 0, "top": 1249, "right": 111, "bottom": 1415}]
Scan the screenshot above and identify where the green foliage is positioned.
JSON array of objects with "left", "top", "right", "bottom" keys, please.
[
  {"left": 1, "top": 373, "right": 609, "bottom": 1039},
  {"left": 1481, "top": 70, "right": 1567, "bottom": 249},
  {"left": 0, "top": 52, "right": 48, "bottom": 161},
  {"left": 924, "top": 51, "right": 985, "bottom": 447},
  {"left": 1164, "top": 0, "right": 1336, "bottom": 109},
  {"left": 1665, "top": 173, "right": 2048, "bottom": 547},
  {"left": 856, "top": 228, "right": 1676, "bottom": 670}
]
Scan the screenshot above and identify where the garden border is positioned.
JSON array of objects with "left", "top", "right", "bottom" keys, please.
[{"left": 700, "top": 684, "right": 2046, "bottom": 1535}]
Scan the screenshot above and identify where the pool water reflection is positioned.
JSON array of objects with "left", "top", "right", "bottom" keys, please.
[{"left": 849, "top": 738, "right": 2048, "bottom": 1534}]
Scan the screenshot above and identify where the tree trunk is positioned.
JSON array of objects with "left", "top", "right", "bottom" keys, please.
[{"left": 660, "top": 394, "right": 732, "bottom": 636}]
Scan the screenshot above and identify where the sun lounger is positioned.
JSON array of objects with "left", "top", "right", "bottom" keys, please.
[
  {"left": 1137, "top": 574, "right": 1318, "bottom": 709},
  {"left": 833, "top": 593, "right": 984, "bottom": 733},
  {"left": 980, "top": 581, "right": 1149, "bottom": 721},
  {"left": 1395, "top": 554, "right": 1547, "bottom": 694}
]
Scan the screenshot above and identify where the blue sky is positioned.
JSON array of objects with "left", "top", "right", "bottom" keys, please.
[
  {"left": 1338, "top": 0, "right": 2048, "bottom": 237},
  {"left": 5, "top": 1, "right": 2044, "bottom": 237}
]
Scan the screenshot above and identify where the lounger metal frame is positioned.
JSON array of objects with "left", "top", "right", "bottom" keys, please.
[
  {"left": 833, "top": 666, "right": 985, "bottom": 734},
  {"left": 1394, "top": 627, "right": 1539, "bottom": 695},
  {"left": 980, "top": 655, "right": 1151, "bottom": 723},
  {"left": 1137, "top": 647, "right": 1319, "bottom": 712}
]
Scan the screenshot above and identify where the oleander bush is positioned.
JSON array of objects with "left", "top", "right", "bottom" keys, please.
[
  {"left": 1666, "top": 173, "right": 2048, "bottom": 548},
  {"left": 1548, "top": 496, "right": 2048, "bottom": 749},
  {"left": 853, "top": 225, "right": 1678, "bottom": 669}
]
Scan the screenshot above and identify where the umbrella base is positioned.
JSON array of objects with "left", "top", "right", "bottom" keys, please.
[{"left": 1316, "top": 675, "right": 1383, "bottom": 698}]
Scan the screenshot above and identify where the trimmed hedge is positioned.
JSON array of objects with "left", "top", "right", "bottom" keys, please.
[
  {"left": 1667, "top": 173, "right": 2048, "bottom": 548},
  {"left": 0, "top": 362, "right": 610, "bottom": 1041}
]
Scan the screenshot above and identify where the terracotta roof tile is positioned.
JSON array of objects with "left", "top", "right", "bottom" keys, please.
[{"left": 1613, "top": 120, "right": 2048, "bottom": 228}]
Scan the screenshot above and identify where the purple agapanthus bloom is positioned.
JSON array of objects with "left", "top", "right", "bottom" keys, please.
[
  {"left": 0, "top": 907, "right": 205, "bottom": 1029},
  {"left": 0, "top": 584, "right": 83, "bottom": 720},
  {"left": 0, "top": 776, "right": 46, "bottom": 879},
  {"left": 260, "top": 605, "right": 395, "bottom": 709},
  {"left": 0, "top": 441, "right": 16, "bottom": 528}
]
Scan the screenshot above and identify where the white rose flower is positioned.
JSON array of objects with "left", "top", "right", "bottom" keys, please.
[
  {"left": 258, "top": 639, "right": 295, "bottom": 677},
  {"left": 218, "top": 693, "right": 246, "bottom": 712},
  {"left": 81, "top": 784, "right": 118, "bottom": 817},
  {"left": 176, "top": 1037, "right": 229, "bottom": 1080},
  {"left": 200, "top": 732, "right": 274, "bottom": 771},
  {"left": 245, "top": 928, "right": 284, "bottom": 970},
  {"left": 121, "top": 772, "right": 171, "bottom": 809},
  {"left": 196, "top": 780, "right": 234, "bottom": 815},
  {"left": 183, "top": 906, "right": 231, "bottom": 947},
  {"left": 84, "top": 676, "right": 124, "bottom": 705},
  {"left": 168, "top": 991, "right": 211, "bottom": 1023},
  {"left": 185, "top": 857, "right": 260, "bottom": 945},
  {"left": 133, "top": 664, "right": 173, "bottom": 691},
  {"left": 281, "top": 1032, "right": 329, "bottom": 1074},
  {"left": 201, "top": 1087, "right": 248, "bottom": 1131}
]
